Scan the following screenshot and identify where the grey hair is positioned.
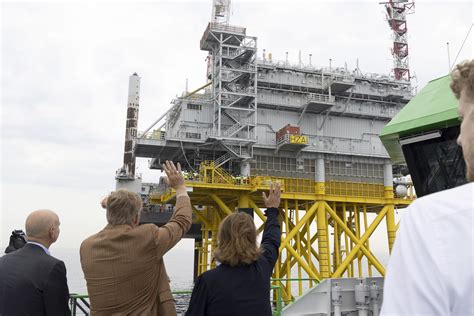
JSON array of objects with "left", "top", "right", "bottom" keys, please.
[
  {"left": 25, "top": 209, "right": 58, "bottom": 239},
  {"left": 106, "top": 189, "right": 142, "bottom": 225}
]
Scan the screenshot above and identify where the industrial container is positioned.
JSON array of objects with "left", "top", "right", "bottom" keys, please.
[{"left": 276, "top": 124, "right": 301, "bottom": 142}]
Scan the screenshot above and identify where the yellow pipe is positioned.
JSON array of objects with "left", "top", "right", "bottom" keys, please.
[
  {"left": 386, "top": 204, "right": 396, "bottom": 253},
  {"left": 342, "top": 203, "right": 350, "bottom": 278},
  {"left": 210, "top": 211, "right": 219, "bottom": 269},
  {"left": 210, "top": 194, "right": 233, "bottom": 216},
  {"left": 279, "top": 257, "right": 296, "bottom": 278},
  {"left": 238, "top": 193, "right": 249, "bottom": 208},
  {"left": 305, "top": 201, "right": 313, "bottom": 288},
  {"left": 199, "top": 220, "right": 204, "bottom": 275},
  {"left": 192, "top": 206, "right": 212, "bottom": 227},
  {"left": 316, "top": 181, "right": 325, "bottom": 195},
  {"left": 295, "top": 200, "right": 302, "bottom": 295},
  {"left": 334, "top": 208, "right": 340, "bottom": 275},
  {"left": 363, "top": 205, "right": 373, "bottom": 277},
  {"left": 286, "top": 219, "right": 321, "bottom": 261},
  {"left": 317, "top": 201, "right": 330, "bottom": 278},
  {"left": 330, "top": 203, "right": 388, "bottom": 277},
  {"left": 284, "top": 243, "right": 321, "bottom": 281},
  {"left": 197, "top": 240, "right": 202, "bottom": 275},
  {"left": 248, "top": 199, "right": 267, "bottom": 222},
  {"left": 334, "top": 202, "right": 343, "bottom": 273},
  {"left": 201, "top": 225, "right": 208, "bottom": 273},
  {"left": 284, "top": 200, "right": 291, "bottom": 296},
  {"left": 354, "top": 204, "right": 362, "bottom": 277},
  {"left": 279, "top": 201, "right": 319, "bottom": 253},
  {"left": 349, "top": 207, "right": 354, "bottom": 277},
  {"left": 256, "top": 223, "right": 265, "bottom": 234},
  {"left": 278, "top": 252, "right": 321, "bottom": 285}
]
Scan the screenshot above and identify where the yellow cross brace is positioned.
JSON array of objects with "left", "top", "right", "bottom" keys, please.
[
  {"left": 279, "top": 201, "right": 320, "bottom": 253},
  {"left": 327, "top": 202, "right": 387, "bottom": 277}
]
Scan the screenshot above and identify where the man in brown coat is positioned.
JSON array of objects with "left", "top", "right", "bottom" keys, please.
[{"left": 80, "top": 161, "right": 192, "bottom": 315}]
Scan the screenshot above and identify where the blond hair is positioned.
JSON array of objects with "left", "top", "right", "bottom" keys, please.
[
  {"left": 451, "top": 60, "right": 474, "bottom": 99},
  {"left": 214, "top": 212, "right": 262, "bottom": 267},
  {"left": 106, "top": 189, "right": 142, "bottom": 225}
]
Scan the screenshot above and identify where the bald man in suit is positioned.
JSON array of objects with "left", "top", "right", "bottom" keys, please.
[
  {"left": 80, "top": 161, "right": 192, "bottom": 315},
  {"left": 0, "top": 210, "right": 71, "bottom": 316}
]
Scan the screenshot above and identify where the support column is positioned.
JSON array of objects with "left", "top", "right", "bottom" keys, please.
[
  {"left": 383, "top": 162, "right": 396, "bottom": 253},
  {"left": 238, "top": 194, "right": 254, "bottom": 218},
  {"left": 315, "top": 156, "right": 325, "bottom": 194},
  {"left": 386, "top": 206, "right": 396, "bottom": 253},
  {"left": 193, "top": 239, "right": 201, "bottom": 280},
  {"left": 383, "top": 163, "right": 394, "bottom": 198},
  {"left": 317, "top": 202, "right": 330, "bottom": 278},
  {"left": 211, "top": 211, "right": 219, "bottom": 269},
  {"left": 240, "top": 161, "right": 251, "bottom": 177},
  {"left": 238, "top": 194, "right": 250, "bottom": 208}
]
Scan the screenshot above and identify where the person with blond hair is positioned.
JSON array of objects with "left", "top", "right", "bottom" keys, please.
[
  {"left": 185, "top": 183, "right": 281, "bottom": 316},
  {"left": 80, "top": 161, "right": 192, "bottom": 315},
  {"left": 381, "top": 60, "right": 474, "bottom": 315}
]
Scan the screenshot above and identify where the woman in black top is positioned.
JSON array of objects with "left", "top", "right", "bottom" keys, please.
[{"left": 186, "top": 183, "right": 281, "bottom": 316}]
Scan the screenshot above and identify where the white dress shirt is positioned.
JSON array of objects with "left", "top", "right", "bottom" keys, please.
[{"left": 381, "top": 182, "right": 474, "bottom": 315}]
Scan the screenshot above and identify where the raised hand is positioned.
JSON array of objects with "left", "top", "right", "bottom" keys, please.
[
  {"left": 162, "top": 161, "right": 186, "bottom": 194},
  {"left": 100, "top": 197, "right": 108, "bottom": 209},
  {"left": 262, "top": 182, "right": 281, "bottom": 208}
]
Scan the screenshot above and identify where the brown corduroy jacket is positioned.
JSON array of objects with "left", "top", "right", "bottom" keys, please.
[{"left": 80, "top": 196, "right": 192, "bottom": 315}]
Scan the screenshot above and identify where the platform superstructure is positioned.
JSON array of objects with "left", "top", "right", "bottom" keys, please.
[
  {"left": 136, "top": 56, "right": 412, "bottom": 184},
  {"left": 123, "top": 0, "right": 415, "bottom": 303}
]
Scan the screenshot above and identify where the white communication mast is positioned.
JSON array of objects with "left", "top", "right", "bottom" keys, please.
[{"left": 212, "top": 0, "right": 231, "bottom": 24}]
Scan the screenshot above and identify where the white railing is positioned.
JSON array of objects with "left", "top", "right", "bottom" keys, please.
[
  {"left": 137, "top": 130, "right": 166, "bottom": 140},
  {"left": 209, "top": 22, "right": 246, "bottom": 34},
  {"left": 307, "top": 93, "right": 335, "bottom": 104},
  {"left": 214, "top": 152, "right": 233, "bottom": 167},
  {"left": 223, "top": 122, "right": 242, "bottom": 137}
]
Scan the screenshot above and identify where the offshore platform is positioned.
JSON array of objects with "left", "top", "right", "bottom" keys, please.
[{"left": 115, "top": 0, "right": 418, "bottom": 311}]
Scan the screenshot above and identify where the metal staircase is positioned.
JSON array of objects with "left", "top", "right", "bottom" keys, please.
[
  {"left": 199, "top": 160, "right": 235, "bottom": 185},
  {"left": 222, "top": 143, "right": 252, "bottom": 159},
  {"left": 201, "top": 18, "right": 257, "bottom": 174},
  {"left": 214, "top": 152, "right": 233, "bottom": 167},
  {"left": 222, "top": 122, "right": 244, "bottom": 137}
]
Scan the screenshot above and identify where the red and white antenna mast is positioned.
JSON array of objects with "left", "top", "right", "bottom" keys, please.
[{"left": 381, "top": 0, "right": 415, "bottom": 81}]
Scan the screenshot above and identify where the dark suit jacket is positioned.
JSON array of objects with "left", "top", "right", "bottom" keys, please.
[
  {"left": 185, "top": 207, "right": 281, "bottom": 316},
  {"left": 0, "top": 243, "right": 71, "bottom": 316}
]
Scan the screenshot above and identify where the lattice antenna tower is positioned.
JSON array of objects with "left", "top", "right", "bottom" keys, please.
[
  {"left": 212, "top": 0, "right": 232, "bottom": 24},
  {"left": 381, "top": 0, "right": 415, "bottom": 81}
]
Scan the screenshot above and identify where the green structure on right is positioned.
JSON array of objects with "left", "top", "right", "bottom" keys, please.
[{"left": 380, "top": 75, "right": 467, "bottom": 197}]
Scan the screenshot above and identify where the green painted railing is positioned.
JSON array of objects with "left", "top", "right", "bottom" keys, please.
[
  {"left": 69, "top": 279, "right": 316, "bottom": 316},
  {"left": 271, "top": 285, "right": 283, "bottom": 316},
  {"left": 271, "top": 278, "right": 320, "bottom": 306}
]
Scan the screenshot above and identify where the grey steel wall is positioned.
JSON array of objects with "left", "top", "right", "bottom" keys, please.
[{"left": 158, "top": 64, "right": 410, "bottom": 182}]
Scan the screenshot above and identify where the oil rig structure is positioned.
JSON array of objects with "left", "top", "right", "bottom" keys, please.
[{"left": 115, "top": 0, "right": 416, "bottom": 308}]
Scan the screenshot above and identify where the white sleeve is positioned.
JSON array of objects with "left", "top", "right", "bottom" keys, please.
[{"left": 381, "top": 201, "right": 450, "bottom": 316}]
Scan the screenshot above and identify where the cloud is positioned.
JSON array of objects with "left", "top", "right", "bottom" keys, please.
[{"left": 1, "top": 0, "right": 473, "bottom": 249}]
